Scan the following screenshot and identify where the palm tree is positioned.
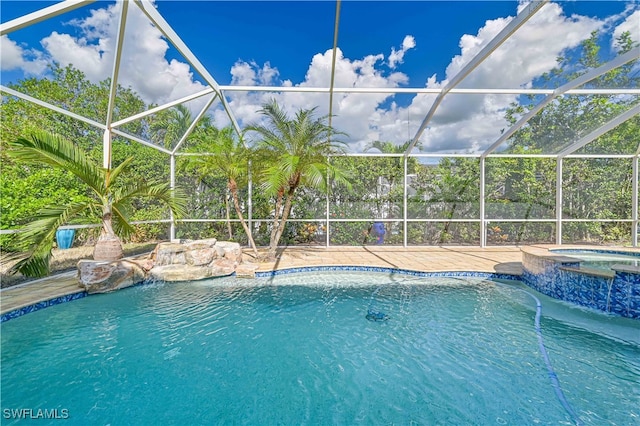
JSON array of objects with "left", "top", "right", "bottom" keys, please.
[
  {"left": 150, "top": 104, "right": 195, "bottom": 149},
  {"left": 364, "top": 140, "right": 417, "bottom": 154},
  {"left": 246, "top": 100, "right": 351, "bottom": 260},
  {"left": 183, "top": 126, "right": 259, "bottom": 258},
  {"left": 6, "top": 130, "right": 186, "bottom": 277}
]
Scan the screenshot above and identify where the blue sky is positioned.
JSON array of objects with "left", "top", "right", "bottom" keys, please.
[
  {"left": 1, "top": 1, "right": 638, "bottom": 153},
  {"left": 155, "top": 1, "right": 520, "bottom": 86}
]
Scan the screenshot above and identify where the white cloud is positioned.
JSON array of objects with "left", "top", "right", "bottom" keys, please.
[
  {"left": 41, "top": 31, "right": 107, "bottom": 79},
  {"left": 6, "top": 1, "right": 207, "bottom": 110},
  {"left": 222, "top": 46, "right": 412, "bottom": 149},
  {"left": 1, "top": 35, "right": 27, "bottom": 70},
  {"left": 388, "top": 35, "right": 416, "bottom": 69},
  {"left": 0, "top": 35, "right": 48, "bottom": 74},
  {"left": 372, "top": 2, "right": 604, "bottom": 153},
  {"left": 612, "top": 9, "right": 640, "bottom": 50},
  {"left": 230, "top": 3, "right": 606, "bottom": 153}
]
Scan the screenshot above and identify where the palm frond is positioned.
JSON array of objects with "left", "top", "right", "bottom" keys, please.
[
  {"left": 8, "top": 130, "right": 105, "bottom": 196},
  {"left": 110, "top": 181, "right": 187, "bottom": 239},
  {"left": 364, "top": 139, "right": 419, "bottom": 154},
  {"left": 279, "top": 154, "right": 300, "bottom": 180},
  {"left": 328, "top": 163, "right": 353, "bottom": 191},
  {"left": 262, "top": 99, "right": 294, "bottom": 140},
  {"left": 303, "top": 162, "right": 327, "bottom": 191},
  {"left": 249, "top": 99, "right": 353, "bottom": 200},
  {"left": 260, "top": 164, "right": 288, "bottom": 196},
  {"left": 9, "top": 202, "right": 93, "bottom": 277},
  {"left": 106, "top": 156, "right": 134, "bottom": 189},
  {"left": 111, "top": 204, "right": 136, "bottom": 239},
  {"left": 114, "top": 181, "right": 188, "bottom": 220}
]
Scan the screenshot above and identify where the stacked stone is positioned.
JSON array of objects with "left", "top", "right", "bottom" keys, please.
[{"left": 77, "top": 239, "right": 243, "bottom": 294}]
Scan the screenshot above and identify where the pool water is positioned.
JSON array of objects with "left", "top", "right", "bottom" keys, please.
[
  {"left": 1, "top": 272, "right": 639, "bottom": 425},
  {"left": 553, "top": 250, "right": 640, "bottom": 271}
]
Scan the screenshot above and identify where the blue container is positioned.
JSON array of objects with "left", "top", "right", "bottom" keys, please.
[
  {"left": 56, "top": 229, "right": 76, "bottom": 249},
  {"left": 372, "top": 222, "right": 386, "bottom": 244}
]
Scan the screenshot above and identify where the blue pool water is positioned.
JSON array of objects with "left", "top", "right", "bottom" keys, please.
[
  {"left": 552, "top": 250, "right": 640, "bottom": 271},
  {"left": 1, "top": 272, "right": 639, "bottom": 425}
]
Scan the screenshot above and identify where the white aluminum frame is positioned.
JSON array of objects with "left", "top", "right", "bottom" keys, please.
[{"left": 1, "top": 0, "right": 638, "bottom": 247}]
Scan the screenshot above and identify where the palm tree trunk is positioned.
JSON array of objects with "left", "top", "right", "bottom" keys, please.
[
  {"left": 268, "top": 187, "right": 296, "bottom": 259},
  {"left": 267, "top": 189, "right": 285, "bottom": 259},
  {"left": 225, "top": 193, "right": 233, "bottom": 239},
  {"left": 93, "top": 209, "right": 124, "bottom": 261},
  {"left": 229, "top": 179, "right": 259, "bottom": 259}
]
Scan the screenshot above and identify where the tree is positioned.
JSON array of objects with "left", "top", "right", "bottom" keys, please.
[
  {"left": 150, "top": 104, "right": 196, "bottom": 149},
  {"left": 364, "top": 140, "right": 419, "bottom": 154},
  {"left": 6, "top": 130, "right": 186, "bottom": 277},
  {"left": 246, "top": 100, "right": 351, "bottom": 259},
  {"left": 0, "top": 64, "right": 171, "bottom": 245},
  {"left": 410, "top": 157, "right": 480, "bottom": 244},
  {"left": 182, "top": 126, "right": 259, "bottom": 258},
  {"left": 499, "top": 30, "right": 639, "bottom": 244}
]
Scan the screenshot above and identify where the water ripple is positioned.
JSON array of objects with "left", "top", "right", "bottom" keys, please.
[{"left": 1, "top": 273, "right": 637, "bottom": 425}]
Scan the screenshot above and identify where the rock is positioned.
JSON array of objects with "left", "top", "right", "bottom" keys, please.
[
  {"left": 186, "top": 247, "right": 217, "bottom": 266},
  {"left": 148, "top": 263, "right": 234, "bottom": 282},
  {"left": 214, "top": 245, "right": 226, "bottom": 258},
  {"left": 215, "top": 241, "right": 243, "bottom": 263},
  {"left": 149, "top": 265, "right": 210, "bottom": 282},
  {"left": 153, "top": 242, "right": 187, "bottom": 266},
  {"left": 134, "top": 259, "right": 155, "bottom": 272},
  {"left": 235, "top": 263, "right": 260, "bottom": 279},
  {"left": 187, "top": 238, "right": 217, "bottom": 249},
  {"left": 78, "top": 239, "right": 246, "bottom": 292},
  {"left": 211, "top": 258, "right": 237, "bottom": 276},
  {"left": 77, "top": 259, "right": 145, "bottom": 294}
]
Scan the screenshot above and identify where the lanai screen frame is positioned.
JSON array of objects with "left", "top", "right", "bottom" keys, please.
[{"left": 1, "top": 0, "right": 638, "bottom": 247}]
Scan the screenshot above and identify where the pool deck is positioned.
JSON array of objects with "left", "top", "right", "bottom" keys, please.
[{"left": 2, "top": 244, "right": 637, "bottom": 316}]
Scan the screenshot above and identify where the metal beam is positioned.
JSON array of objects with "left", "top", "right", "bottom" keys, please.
[
  {"left": 403, "top": 0, "right": 549, "bottom": 157},
  {"left": 218, "top": 86, "right": 640, "bottom": 95},
  {"left": 403, "top": 156, "right": 408, "bottom": 247},
  {"left": 482, "top": 47, "right": 640, "bottom": 158},
  {"left": 0, "top": 0, "right": 94, "bottom": 35},
  {"left": 170, "top": 154, "right": 176, "bottom": 241},
  {"left": 558, "top": 104, "right": 640, "bottom": 157},
  {"left": 1, "top": 85, "right": 106, "bottom": 130},
  {"left": 111, "top": 88, "right": 215, "bottom": 128},
  {"left": 633, "top": 156, "right": 638, "bottom": 247},
  {"left": 556, "top": 158, "right": 563, "bottom": 245},
  {"left": 110, "top": 128, "right": 173, "bottom": 155},
  {"left": 132, "top": 0, "right": 242, "bottom": 135},
  {"left": 480, "top": 157, "right": 486, "bottom": 247},
  {"left": 103, "top": 0, "right": 130, "bottom": 170},
  {"left": 328, "top": 0, "right": 342, "bottom": 132},
  {"left": 171, "top": 94, "right": 218, "bottom": 154}
]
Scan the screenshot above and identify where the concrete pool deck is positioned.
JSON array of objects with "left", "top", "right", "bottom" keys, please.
[{"left": 2, "top": 244, "right": 637, "bottom": 316}]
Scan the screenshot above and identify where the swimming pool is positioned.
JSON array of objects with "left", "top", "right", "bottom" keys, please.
[{"left": 1, "top": 272, "right": 638, "bottom": 425}]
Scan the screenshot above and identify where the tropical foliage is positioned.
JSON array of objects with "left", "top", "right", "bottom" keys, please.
[
  {"left": 246, "top": 100, "right": 352, "bottom": 259},
  {"left": 5, "top": 130, "right": 186, "bottom": 277},
  {"left": 181, "top": 126, "right": 259, "bottom": 258},
  {"left": 1, "top": 29, "right": 637, "bottom": 277}
]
